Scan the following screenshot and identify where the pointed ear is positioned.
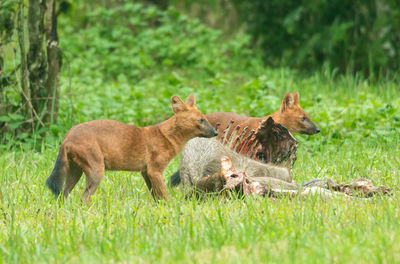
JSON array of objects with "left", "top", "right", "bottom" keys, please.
[
  {"left": 185, "top": 94, "right": 196, "bottom": 108},
  {"left": 171, "top": 96, "right": 187, "bottom": 113},
  {"left": 293, "top": 92, "right": 299, "bottom": 105},
  {"left": 280, "top": 92, "right": 295, "bottom": 112}
]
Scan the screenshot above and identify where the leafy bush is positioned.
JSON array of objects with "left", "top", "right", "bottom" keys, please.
[
  {"left": 231, "top": 0, "right": 400, "bottom": 74},
  {"left": 59, "top": 2, "right": 257, "bottom": 81}
]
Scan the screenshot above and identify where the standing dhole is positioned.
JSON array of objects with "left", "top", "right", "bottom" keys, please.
[
  {"left": 170, "top": 92, "right": 319, "bottom": 186},
  {"left": 46, "top": 95, "right": 217, "bottom": 202}
]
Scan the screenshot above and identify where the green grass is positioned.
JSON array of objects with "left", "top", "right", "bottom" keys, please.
[
  {"left": 0, "top": 144, "right": 399, "bottom": 263},
  {"left": 1, "top": 72, "right": 399, "bottom": 263}
]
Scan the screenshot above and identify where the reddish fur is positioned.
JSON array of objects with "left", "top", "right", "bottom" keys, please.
[
  {"left": 46, "top": 95, "right": 217, "bottom": 203},
  {"left": 206, "top": 92, "right": 320, "bottom": 138},
  {"left": 169, "top": 92, "right": 319, "bottom": 188}
]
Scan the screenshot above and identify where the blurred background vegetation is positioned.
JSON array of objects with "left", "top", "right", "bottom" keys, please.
[{"left": 0, "top": 0, "right": 399, "bottom": 151}]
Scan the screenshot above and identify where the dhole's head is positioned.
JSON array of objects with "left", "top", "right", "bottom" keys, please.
[
  {"left": 274, "top": 92, "right": 320, "bottom": 135},
  {"left": 171, "top": 94, "right": 218, "bottom": 138}
]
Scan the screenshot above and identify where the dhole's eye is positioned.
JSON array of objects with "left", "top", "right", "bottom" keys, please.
[
  {"left": 301, "top": 117, "right": 307, "bottom": 122},
  {"left": 198, "top": 119, "right": 205, "bottom": 124}
]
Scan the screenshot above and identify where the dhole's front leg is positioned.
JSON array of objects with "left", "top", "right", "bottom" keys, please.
[{"left": 141, "top": 166, "right": 168, "bottom": 201}]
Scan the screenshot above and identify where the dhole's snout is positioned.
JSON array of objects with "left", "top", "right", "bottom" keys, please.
[
  {"left": 305, "top": 123, "right": 320, "bottom": 135},
  {"left": 200, "top": 123, "right": 218, "bottom": 138},
  {"left": 212, "top": 128, "right": 218, "bottom": 137}
]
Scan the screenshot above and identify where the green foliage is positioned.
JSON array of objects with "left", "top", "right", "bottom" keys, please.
[
  {"left": 3, "top": 1, "right": 400, "bottom": 148},
  {"left": 0, "top": 0, "right": 17, "bottom": 96},
  {"left": 231, "top": 0, "right": 400, "bottom": 74},
  {"left": 0, "top": 1, "right": 257, "bottom": 148},
  {"left": 0, "top": 0, "right": 15, "bottom": 43},
  {"left": 60, "top": 2, "right": 256, "bottom": 81}
]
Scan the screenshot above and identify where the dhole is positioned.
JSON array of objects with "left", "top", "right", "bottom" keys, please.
[
  {"left": 170, "top": 92, "right": 319, "bottom": 186},
  {"left": 46, "top": 95, "right": 218, "bottom": 203},
  {"left": 206, "top": 92, "right": 320, "bottom": 138}
]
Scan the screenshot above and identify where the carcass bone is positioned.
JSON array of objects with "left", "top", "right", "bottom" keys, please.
[{"left": 219, "top": 157, "right": 391, "bottom": 199}]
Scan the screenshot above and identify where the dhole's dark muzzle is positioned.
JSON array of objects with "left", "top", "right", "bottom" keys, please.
[{"left": 201, "top": 126, "right": 218, "bottom": 138}]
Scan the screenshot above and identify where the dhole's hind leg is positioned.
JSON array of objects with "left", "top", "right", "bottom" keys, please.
[
  {"left": 141, "top": 170, "right": 153, "bottom": 193},
  {"left": 81, "top": 165, "right": 105, "bottom": 204},
  {"left": 63, "top": 162, "right": 83, "bottom": 200}
]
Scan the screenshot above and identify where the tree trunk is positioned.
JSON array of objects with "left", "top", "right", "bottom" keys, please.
[
  {"left": 25, "top": 0, "right": 60, "bottom": 128},
  {"left": 1, "top": 0, "right": 61, "bottom": 140},
  {"left": 27, "top": 0, "right": 47, "bottom": 122},
  {"left": 44, "top": 0, "right": 60, "bottom": 124},
  {"left": 17, "top": 0, "right": 33, "bottom": 130}
]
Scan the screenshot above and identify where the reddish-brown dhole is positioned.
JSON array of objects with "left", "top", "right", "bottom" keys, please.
[
  {"left": 46, "top": 95, "right": 218, "bottom": 203},
  {"left": 206, "top": 92, "right": 320, "bottom": 138}
]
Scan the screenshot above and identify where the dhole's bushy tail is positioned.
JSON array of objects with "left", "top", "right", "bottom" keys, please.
[
  {"left": 46, "top": 148, "right": 67, "bottom": 197},
  {"left": 170, "top": 171, "right": 181, "bottom": 186}
]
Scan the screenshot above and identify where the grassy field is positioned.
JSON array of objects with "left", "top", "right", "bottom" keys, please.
[{"left": 1, "top": 69, "right": 400, "bottom": 263}]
